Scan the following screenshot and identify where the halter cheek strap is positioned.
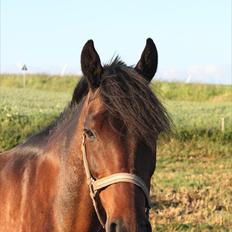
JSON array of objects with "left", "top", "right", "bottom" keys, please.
[{"left": 81, "top": 135, "right": 151, "bottom": 229}]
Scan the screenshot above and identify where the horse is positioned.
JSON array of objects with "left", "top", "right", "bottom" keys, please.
[{"left": 0, "top": 38, "right": 171, "bottom": 232}]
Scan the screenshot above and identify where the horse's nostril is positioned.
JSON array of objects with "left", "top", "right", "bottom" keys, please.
[
  {"left": 108, "top": 219, "right": 122, "bottom": 232},
  {"left": 110, "top": 222, "right": 117, "bottom": 232}
]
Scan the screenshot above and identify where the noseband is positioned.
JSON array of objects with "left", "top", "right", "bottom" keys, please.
[{"left": 81, "top": 134, "right": 151, "bottom": 228}]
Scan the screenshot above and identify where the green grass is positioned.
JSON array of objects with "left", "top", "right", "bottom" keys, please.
[
  {"left": 151, "top": 81, "right": 232, "bottom": 102},
  {"left": 1, "top": 74, "right": 231, "bottom": 101},
  {"left": 0, "top": 86, "right": 231, "bottom": 151},
  {"left": 166, "top": 100, "right": 232, "bottom": 141},
  {"left": 0, "top": 74, "right": 79, "bottom": 92},
  {"left": 0, "top": 75, "right": 231, "bottom": 150},
  {"left": 0, "top": 87, "right": 70, "bottom": 150}
]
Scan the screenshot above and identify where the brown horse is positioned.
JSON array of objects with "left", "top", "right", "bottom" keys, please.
[{"left": 0, "top": 38, "right": 171, "bottom": 232}]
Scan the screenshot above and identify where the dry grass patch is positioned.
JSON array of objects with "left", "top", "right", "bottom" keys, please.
[{"left": 150, "top": 139, "right": 232, "bottom": 231}]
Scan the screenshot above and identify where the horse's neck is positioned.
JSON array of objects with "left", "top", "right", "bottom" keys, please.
[
  {"left": 46, "top": 104, "right": 101, "bottom": 231},
  {"left": 53, "top": 128, "right": 99, "bottom": 231}
]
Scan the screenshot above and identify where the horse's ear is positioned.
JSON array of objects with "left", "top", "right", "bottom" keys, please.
[
  {"left": 81, "top": 40, "right": 103, "bottom": 90},
  {"left": 135, "top": 38, "right": 158, "bottom": 83}
]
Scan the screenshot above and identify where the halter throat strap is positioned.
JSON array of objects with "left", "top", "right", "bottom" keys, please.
[{"left": 81, "top": 134, "right": 151, "bottom": 228}]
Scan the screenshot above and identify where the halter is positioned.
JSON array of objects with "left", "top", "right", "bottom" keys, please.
[{"left": 81, "top": 134, "right": 151, "bottom": 228}]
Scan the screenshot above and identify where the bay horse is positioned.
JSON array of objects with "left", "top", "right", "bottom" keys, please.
[{"left": 0, "top": 38, "right": 171, "bottom": 232}]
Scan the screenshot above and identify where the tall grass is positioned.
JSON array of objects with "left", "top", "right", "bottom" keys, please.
[
  {"left": 0, "top": 74, "right": 80, "bottom": 92},
  {"left": 151, "top": 81, "right": 232, "bottom": 102},
  {"left": 1, "top": 74, "right": 231, "bottom": 101},
  {"left": 0, "top": 74, "right": 231, "bottom": 150}
]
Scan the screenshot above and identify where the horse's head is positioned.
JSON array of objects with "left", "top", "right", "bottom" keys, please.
[{"left": 76, "top": 39, "right": 170, "bottom": 232}]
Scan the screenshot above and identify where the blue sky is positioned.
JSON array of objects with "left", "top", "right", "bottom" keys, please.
[{"left": 0, "top": 0, "right": 231, "bottom": 84}]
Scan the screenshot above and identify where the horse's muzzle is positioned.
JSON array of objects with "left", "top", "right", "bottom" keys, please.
[{"left": 106, "top": 218, "right": 152, "bottom": 232}]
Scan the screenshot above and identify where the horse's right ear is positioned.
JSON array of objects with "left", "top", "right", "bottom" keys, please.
[{"left": 81, "top": 40, "right": 103, "bottom": 90}]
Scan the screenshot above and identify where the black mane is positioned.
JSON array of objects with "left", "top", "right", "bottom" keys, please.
[
  {"left": 74, "top": 57, "right": 171, "bottom": 146},
  {"left": 23, "top": 57, "right": 171, "bottom": 149}
]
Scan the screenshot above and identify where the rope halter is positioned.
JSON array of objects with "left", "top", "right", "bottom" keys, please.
[{"left": 81, "top": 134, "right": 152, "bottom": 229}]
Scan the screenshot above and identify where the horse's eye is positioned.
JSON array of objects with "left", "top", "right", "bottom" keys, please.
[{"left": 84, "top": 128, "right": 96, "bottom": 140}]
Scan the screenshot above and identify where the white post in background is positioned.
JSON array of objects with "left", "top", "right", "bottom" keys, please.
[
  {"left": 221, "top": 117, "right": 225, "bottom": 132},
  {"left": 60, "top": 64, "right": 68, "bottom": 77}
]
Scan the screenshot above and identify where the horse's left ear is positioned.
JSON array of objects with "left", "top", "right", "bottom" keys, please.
[
  {"left": 135, "top": 38, "right": 158, "bottom": 83},
  {"left": 81, "top": 40, "right": 103, "bottom": 90}
]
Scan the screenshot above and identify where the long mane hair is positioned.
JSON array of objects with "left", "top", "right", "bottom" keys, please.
[{"left": 72, "top": 57, "right": 171, "bottom": 146}]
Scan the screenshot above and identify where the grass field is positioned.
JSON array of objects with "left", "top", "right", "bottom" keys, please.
[
  {"left": 151, "top": 139, "right": 232, "bottom": 231},
  {"left": 0, "top": 74, "right": 232, "bottom": 231}
]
